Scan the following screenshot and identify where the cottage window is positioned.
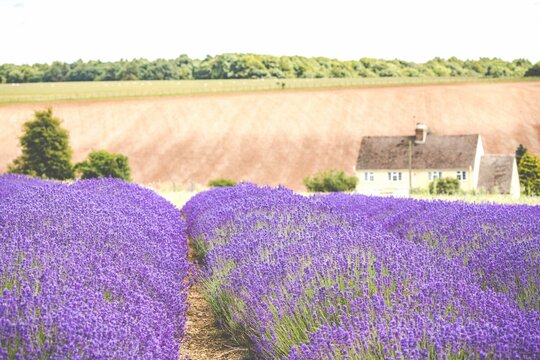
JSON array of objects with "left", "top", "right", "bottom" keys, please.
[
  {"left": 388, "top": 172, "right": 402, "bottom": 181},
  {"left": 364, "top": 172, "right": 374, "bottom": 181},
  {"left": 457, "top": 171, "right": 467, "bottom": 181},
  {"left": 429, "top": 171, "right": 442, "bottom": 181}
]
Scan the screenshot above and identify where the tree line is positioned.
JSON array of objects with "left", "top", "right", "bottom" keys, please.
[{"left": 1, "top": 54, "right": 539, "bottom": 83}]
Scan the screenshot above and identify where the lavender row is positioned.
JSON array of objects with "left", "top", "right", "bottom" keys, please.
[
  {"left": 183, "top": 184, "right": 540, "bottom": 359},
  {"left": 318, "top": 194, "right": 540, "bottom": 312},
  {"left": 0, "top": 175, "right": 189, "bottom": 359}
]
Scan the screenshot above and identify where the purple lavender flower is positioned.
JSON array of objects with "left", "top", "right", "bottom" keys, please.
[
  {"left": 184, "top": 184, "right": 540, "bottom": 359},
  {"left": 0, "top": 174, "right": 190, "bottom": 359}
]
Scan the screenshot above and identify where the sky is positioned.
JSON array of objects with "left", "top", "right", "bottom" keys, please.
[{"left": 0, "top": 0, "right": 539, "bottom": 65}]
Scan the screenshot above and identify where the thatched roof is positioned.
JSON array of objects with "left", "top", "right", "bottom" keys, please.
[
  {"left": 478, "top": 155, "right": 515, "bottom": 194},
  {"left": 356, "top": 134, "right": 480, "bottom": 170}
]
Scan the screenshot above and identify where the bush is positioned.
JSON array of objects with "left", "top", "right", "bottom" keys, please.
[
  {"left": 517, "top": 151, "right": 540, "bottom": 196},
  {"left": 304, "top": 169, "right": 358, "bottom": 192},
  {"left": 429, "top": 177, "right": 460, "bottom": 195},
  {"left": 75, "top": 150, "right": 131, "bottom": 181},
  {"left": 8, "top": 108, "right": 74, "bottom": 180},
  {"left": 208, "top": 178, "right": 237, "bottom": 187}
]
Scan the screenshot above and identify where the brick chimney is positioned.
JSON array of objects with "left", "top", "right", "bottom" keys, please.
[{"left": 414, "top": 123, "right": 428, "bottom": 144}]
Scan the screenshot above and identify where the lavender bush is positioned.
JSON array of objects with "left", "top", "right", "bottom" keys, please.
[
  {"left": 183, "top": 184, "right": 540, "bottom": 359},
  {"left": 0, "top": 175, "right": 189, "bottom": 359}
]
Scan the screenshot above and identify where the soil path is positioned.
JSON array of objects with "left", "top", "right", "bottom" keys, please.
[{"left": 179, "top": 249, "right": 251, "bottom": 360}]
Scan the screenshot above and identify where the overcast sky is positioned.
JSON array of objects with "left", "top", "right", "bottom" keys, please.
[{"left": 1, "top": 0, "right": 539, "bottom": 65}]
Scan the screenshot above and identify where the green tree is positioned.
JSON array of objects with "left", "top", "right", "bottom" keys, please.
[
  {"left": 516, "top": 144, "right": 527, "bottom": 165},
  {"left": 511, "top": 58, "right": 532, "bottom": 77},
  {"left": 174, "top": 55, "right": 194, "bottom": 79},
  {"left": 524, "top": 61, "right": 540, "bottom": 77},
  {"left": 304, "top": 169, "right": 358, "bottom": 192},
  {"left": 429, "top": 177, "right": 459, "bottom": 195},
  {"left": 66, "top": 60, "right": 101, "bottom": 81},
  {"left": 75, "top": 150, "right": 131, "bottom": 181},
  {"left": 8, "top": 108, "right": 74, "bottom": 179},
  {"left": 42, "top": 61, "right": 69, "bottom": 82},
  {"left": 517, "top": 151, "right": 540, "bottom": 196},
  {"left": 192, "top": 56, "right": 214, "bottom": 79},
  {"left": 208, "top": 178, "right": 237, "bottom": 187},
  {"left": 486, "top": 64, "right": 511, "bottom": 78}
]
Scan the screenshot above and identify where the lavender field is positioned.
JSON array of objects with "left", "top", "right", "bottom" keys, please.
[
  {"left": 0, "top": 175, "right": 190, "bottom": 359},
  {"left": 183, "top": 184, "right": 540, "bottom": 359}
]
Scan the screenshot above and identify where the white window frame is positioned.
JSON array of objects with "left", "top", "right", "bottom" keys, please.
[
  {"left": 457, "top": 171, "right": 467, "bottom": 181},
  {"left": 364, "top": 171, "right": 374, "bottom": 181},
  {"left": 429, "top": 171, "right": 442, "bottom": 181},
  {"left": 387, "top": 171, "right": 402, "bottom": 182}
]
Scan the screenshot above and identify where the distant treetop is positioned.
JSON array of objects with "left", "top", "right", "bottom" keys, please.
[{"left": 0, "top": 54, "right": 536, "bottom": 83}]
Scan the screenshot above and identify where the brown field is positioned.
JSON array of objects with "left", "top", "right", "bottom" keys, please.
[{"left": 1, "top": 82, "right": 539, "bottom": 191}]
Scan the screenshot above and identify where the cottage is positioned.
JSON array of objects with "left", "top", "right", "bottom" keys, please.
[{"left": 355, "top": 123, "right": 520, "bottom": 197}]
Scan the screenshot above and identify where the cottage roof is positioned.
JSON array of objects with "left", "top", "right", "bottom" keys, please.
[
  {"left": 478, "top": 155, "right": 515, "bottom": 194},
  {"left": 356, "top": 133, "right": 480, "bottom": 170}
]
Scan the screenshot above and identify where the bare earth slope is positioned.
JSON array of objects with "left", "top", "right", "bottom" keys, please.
[{"left": 1, "top": 82, "right": 539, "bottom": 190}]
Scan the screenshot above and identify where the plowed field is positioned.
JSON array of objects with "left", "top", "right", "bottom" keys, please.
[{"left": 1, "top": 82, "right": 539, "bottom": 190}]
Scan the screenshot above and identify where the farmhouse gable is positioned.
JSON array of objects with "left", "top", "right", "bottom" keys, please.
[{"left": 478, "top": 155, "right": 520, "bottom": 197}]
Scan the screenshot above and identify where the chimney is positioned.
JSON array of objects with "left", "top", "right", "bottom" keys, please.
[{"left": 414, "top": 123, "right": 428, "bottom": 144}]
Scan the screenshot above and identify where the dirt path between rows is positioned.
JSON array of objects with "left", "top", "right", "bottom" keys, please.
[{"left": 179, "top": 249, "right": 251, "bottom": 360}]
